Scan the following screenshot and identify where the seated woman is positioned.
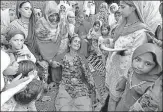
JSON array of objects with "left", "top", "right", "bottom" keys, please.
[{"left": 55, "top": 34, "right": 94, "bottom": 111}]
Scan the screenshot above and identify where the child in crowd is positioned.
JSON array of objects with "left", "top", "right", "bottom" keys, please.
[
  {"left": 87, "top": 20, "right": 102, "bottom": 40},
  {"left": 115, "top": 43, "right": 162, "bottom": 111},
  {"left": 87, "top": 20, "right": 102, "bottom": 56},
  {"left": 110, "top": 10, "right": 122, "bottom": 39},
  {"left": 98, "top": 24, "right": 112, "bottom": 64},
  {"left": 5, "top": 29, "right": 36, "bottom": 63}
]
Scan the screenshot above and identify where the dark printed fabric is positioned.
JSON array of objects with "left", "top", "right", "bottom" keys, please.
[
  {"left": 87, "top": 53, "right": 107, "bottom": 103},
  {"left": 35, "top": 83, "right": 58, "bottom": 111},
  {"left": 60, "top": 54, "right": 91, "bottom": 98},
  {"left": 129, "top": 76, "right": 162, "bottom": 111}
]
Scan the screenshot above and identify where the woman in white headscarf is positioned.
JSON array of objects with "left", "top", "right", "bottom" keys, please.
[
  {"left": 83, "top": 1, "right": 95, "bottom": 16},
  {"left": 58, "top": 1, "right": 70, "bottom": 24},
  {"left": 101, "top": 1, "right": 161, "bottom": 111},
  {"left": 66, "top": 11, "right": 76, "bottom": 37},
  {"left": 93, "top": 2, "right": 110, "bottom": 25},
  {"left": 1, "top": 8, "right": 16, "bottom": 34},
  {"left": 1, "top": 8, "right": 16, "bottom": 47},
  {"left": 108, "top": 3, "right": 119, "bottom": 26}
]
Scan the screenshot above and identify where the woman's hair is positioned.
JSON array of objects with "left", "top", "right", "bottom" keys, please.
[
  {"left": 68, "top": 34, "right": 81, "bottom": 52},
  {"left": 14, "top": 79, "right": 43, "bottom": 105},
  {"left": 18, "top": 1, "right": 30, "bottom": 18},
  {"left": 151, "top": 52, "right": 157, "bottom": 66},
  {"left": 15, "top": 60, "right": 37, "bottom": 78},
  {"left": 6, "top": 29, "right": 25, "bottom": 41},
  {"left": 93, "top": 20, "right": 101, "bottom": 27}
]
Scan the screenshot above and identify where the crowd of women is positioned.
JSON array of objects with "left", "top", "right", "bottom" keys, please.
[{"left": 1, "top": 0, "right": 162, "bottom": 111}]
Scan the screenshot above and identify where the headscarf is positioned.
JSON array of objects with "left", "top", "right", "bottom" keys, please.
[
  {"left": 6, "top": 29, "right": 25, "bottom": 42},
  {"left": 1, "top": 8, "right": 11, "bottom": 27},
  {"left": 1, "top": 50, "right": 11, "bottom": 91},
  {"left": 109, "top": 3, "right": 119, "bottom": 13},
  {"left": 83, "top": 1, "right": 95, "bottom": 16},
  {"left": 15, "top": 1, "right": 36, "bottom": 55},
  {"left": 132, "top": 43, "right": 162, "bottom": 81},
  {"left": 42, "top": 1, "right": 59, "bottom": 28},
  {"left": 95, "top": 2, "right": 109, "bottom": 25},
  {"left": 57, "top": 1, "right": 70, "bottom": 12},
  {"left": 113, "top": 1, "right": 160, "bottom": 42},
  {"left": 108, "top": 3, "right": 119, "bottom": 26},
  {"left": 66, "top": 11, "right": 75, "bottom": 24},
  {"left": 36, "top": 1, "right": 61, "bottom": 42}
]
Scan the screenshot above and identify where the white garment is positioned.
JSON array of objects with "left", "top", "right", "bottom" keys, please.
[
  {"left": 1, "top": 50, "right": 10, "bottom": 91},
  {"left": 133, "top": 1, "right": 162, "bottom": 33},
  {"left": 16, "top": 44, "right": 36, "bottom": 63},
  {"left": 83, "top": 1, "right": 95, "bottom": 16}
]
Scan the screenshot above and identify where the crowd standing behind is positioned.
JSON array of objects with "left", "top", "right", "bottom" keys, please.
[{"left": 1, "top": 0, "right": 162, "bottom": 111}]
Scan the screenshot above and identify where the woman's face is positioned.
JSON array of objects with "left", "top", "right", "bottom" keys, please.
[
  {"left": 19, "top": 2, "right": 32, "bottom": 18},
  {"left": 94, "top": 23, "right": 100, "bottom": 32},
  {"left": 70, "top": 37, "right": 81, "bottom": 51},
  {"left": 9, "top": 34, "right": 25, "bottom": 50},
  {"left": 67, "top": 15, "right": 75, "bottom": 24},
  {"left": 101, "top": 27, "right": 109, "bottom": 35},
  {"left": 132, "top": 53, "right": 156, "bottom": 75},
  {"left": 119, "top": 1, "right": 134, "bottom": 18},
  {"left": 48, "top": 13, "right": 58, "bottom": 23}
]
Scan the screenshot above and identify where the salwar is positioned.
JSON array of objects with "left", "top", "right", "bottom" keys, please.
[
  {"left": 55, "top": 85, "right": 92, "bottom": 111},
  {"left": 48, "top": 65, "right": 62, "bottom": 84}
]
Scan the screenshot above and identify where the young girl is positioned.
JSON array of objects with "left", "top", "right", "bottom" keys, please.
[
  {"left": 5, "top": 29, "right": 36, "bottom": 63},
  {"left": 55, "top": 35, "right": 94, "bottom": 111},
  {"left": 98, "top": 24, "right": 112, "bottom": 64},
  {"left": 115, "top": 43, "right": 162, "bottom": 111},
  {"left": 87, "top": 20, "right": 102, "bottom": 56},
  {"left": 87, "top": 20, "right": 102, "bottom": 40}
]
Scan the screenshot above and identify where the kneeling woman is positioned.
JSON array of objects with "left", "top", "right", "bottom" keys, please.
[{"left": 55, "top": 35, "right": 94, "bottom": 111}]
